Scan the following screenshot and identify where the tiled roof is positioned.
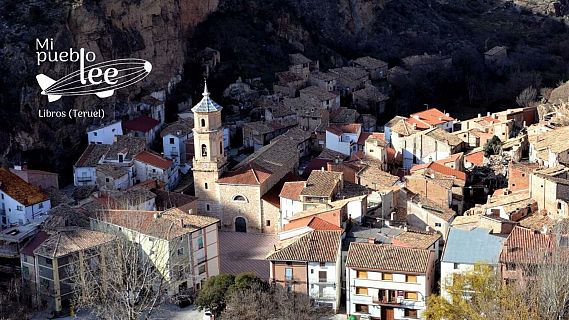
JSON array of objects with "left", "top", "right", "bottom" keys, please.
[
  {"left": 405, "top": 117, "right": 431, "bottom": 130},
  {"left": 160, "top": 119, "right": 193, "bottom": 138},
  {"left": 105, "top": 136, "right": 147, "bottom": 162},
  {"left": 357, "top": 163, "right": 400, "bottom": 190},
  {"left": 283, "top": 216, "right": 343, "bottom": 232},
  {"left": 329, "top": 67, "right": 369, "bottom": 80},
  {"left": 317, "top": 149, "right": 348, "bottom": 161},
  {"left": 442, "top": 227, "right": 506, "bottom": 265},
  {"left": 266, "top": 230, "right": 342, "bottom": 262},
  {"left": 75, "top": 144, "right": 110, "bottom": 167},
  {"left": 153, "top": 189, "right": 197, "bottom": 211},
  {"left": 410, "top": 108, "right": 454, "bottom": 126},
  {"left": 134, "top": 150, "right": 173, "bottom": 170},
  {"left": 0, "top": 168, "right": 49, "bottom": 206},
  {"left": 424, "top": 127, "right": 463, "bottom": 147},
  {"left": 359, "top": 132, "right": 385, "bottom": 146},
  {"left": 387, "top": 116, "right": 422, "bottom": 136},
  {"left": 300, "top": 86, "right": 338, "bottom": 101},
  {"left": 289, "top": 53, "right": 312, "bottom": 65},
  {"left": 279, "top": 181, "right": 306, "bottom": 201},
  {"left": 261, "top": 172, "right": 303, "bottom": 207},
  {"left": 218, "top": 163, "right": 272, "bottom": 185},
  {"left": 327, "top": 123, "right": 361, "bottom": 136},
  {"left": 96, "top": 164, "right": 129, "bottom": 179},
  {"left": 276, "top": 70, "right": 305, "bottom": 83},
  {"left": 300, "top": 170, "right": 343, "bottom": 197},
  {"left": 21, "top": 231, "right": 49, "bottom": 256},
  {"left": 303, "top": 158, "right": 332, "bottom": 176},
  {"left": 353, "top": 85, "right": 389, "bottom": 102},
  {"left": 191, "top": 83, "right": 223, "bottom": 113},
  {"left": 410, "top": 161, "right": 466, "bottom": 181},
  {"left": 465, "top": 150, "right": 484, "bottom": 166},
  {"left": 353, "top": 56, "right": 388, "bottom": 69},
  {"left": 435, "top": 152, "right": 463, "bottom": 165},
  {"left": 330, "top": 107, "right": 360, "bottom": 124},
  {"left": 532, "top": 125, "right": 569, "bottom": 154},
  {"left": 409, "top": 193, "right": 456, "bottom": 222},
  {"left": 96, "top": 209, "right": 219, "bottom": 240},
  {"left": 500, "top": 226, "right": 553, "bottom": 265},
  {"left": 123, "top": 115, "right": 160, "bottom": 133},
  {"left": 392, "top": 230, "right": 442, "bottom": 250},
  {"left": 34, "top": 228, "right": 116, "bottom": 258},
  {"left": 346, "top": 243, "right": 432, "bottom": 273}
]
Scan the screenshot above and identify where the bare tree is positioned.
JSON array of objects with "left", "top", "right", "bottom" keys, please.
[
  {"left": 516, "top": 86, "right": 538, "bottom": 107},
  {"left": 222, "top": 283, "right": 334, "bottom": 320},
  {"left": 0, "top": 277, "right": 33, "bottom": 320}
]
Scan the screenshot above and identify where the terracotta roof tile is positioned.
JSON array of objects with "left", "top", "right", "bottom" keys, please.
[
  {"left": 123, "top": 115, "right": 160, "bottom": 133},
  {"left": 500, "top": 226, "right": 554, "bottom": 264},
  {"left": 283, "top": 216, "right": 343, "bottom": 232},
  {"left": 218, "top": 163, "right": 273, "bottom": 185},
  {"left": 410, "top": 108, "right": 454, "bottom": 126},
  {"left": 300, "top": 170, "right": 343, "bottom": 197},
  {"left": 392, "top": 230, "right": 441, "bottom": 250},
  {"left": 279, "top": 181, "right": 306, "bottom": 201},
  {"left": 0, "top": 168, "right": 49, "bottom": 206},
  {"left": 410, "top": 161, "right": 466, "bottom": 181},
  {"left": 465, "top": 150, "right": 484, "bottom": 166},
  {"left": 266, "top": 230, "right": 342, "bottom": 262},
  {"left": 33, "top": 228, "right": 116, "bottom": 258},
  {"left": 75, "top": 144, "right": 110, "bottom": 167},
  {"left": 134, "top": 150, "right": 173, "bottom": 170},
  {"left": 346, "top": 243, "right": 432, "bottom": 273}
]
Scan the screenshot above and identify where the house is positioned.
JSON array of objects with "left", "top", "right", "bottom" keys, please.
[
  {"left": 242, "top": 119, "right": 297, "bottom": 150},
  {"left": 400, "top": 127, "right": 464, "bottom": 170},
  {"left": 161, "top": 118, "right": 194, "bottom": 165},
  {"left": 288, "top": 53, "right": 319, "bottom": 79},
  {"left": 279, "top": 215, "right": 343, "bottom": 240},
  {"left": 309, "top": 71, "right": 338, "bottom": 92},
  {"left": 357, "top": 163, "right": 400, "bottom": 191},
  {"left": 134, "top": 150, "right": 180, "bottom": 190},
  {"left": 73, "top": 144, "right": 110, "bottom": 186},
  {"left": 460, "top": 112, "right": 513, "bottom": 141},
  {"left": 0, "top": 223, "right": 40, "bottom": 273},
  {"left": 299, "top": 86, "right": 341, "bottom": 110},
  {"left": 96, "top": 165, "right": 131, "bottom": 191},
  {"left": 274, "top": 71, "right": 307, "bottom": 98},
  {"left": 0, "top": 168, "right": 51, "bottom": 227},
  {"left": 98, "top": 189, "right": 157, "bottom": 211},
  {"left": 363, "top": 133, "right": 388, "bottom": 166},
  {"left": 153, "top": 189, "right": 197, "bottom": 213},
  {"left": 329, "top": 67, "right": 370, "bottom": 95},
  {"left": 87, "top": 121, "right": 123, "bottom": 145},
  {"left": 330, "top": 107, "right": 360, "bottom": 125},
  {"left": 484, "top": 46, "right": 508, "bottom": 65},
  {"left": 267, "top": 230, "right": 342, "bottom": 311},
  {"left": 346, "top": 243, "right": 436, "bottom": 320},
  {"left": 299, "top": 170, "right": 344, "bottom": 210},
  {"left": 352, "top": 56, "right": 388, "bottom": 80},
  {"left": 409, "top": 108, "right": 455, "bottom": 132},
  {"left": 529, "top": 125, "right": 569, "bottom": 168},
  {"left": 352, "top": 85, "right": 389, "bottom": 115},
  {"left": 440, "top": 227, "right": 506, "bottom": 300},
  {"left": 326, "top": 124, "right": 362, "bottom": 156},
  {"left": 384, "top": 116, "right": 422, "bottom": 153},
  {"left": 499, "top": 226, "right": 553, "bottom": 286},
  {"left": 280, "top": 181, "right": 307, "bottom": 226},
  {"left": 275, "top": 127, "right": 315, "bottom": 159},
  {"left": 91, "top": 209, "right": 220, "bottom": 294},
  {"left": 123, "top": 115, "right": 162, "bottom": 145},
  {"left": 464, "top": 149, "right": 484, "bottom": 169},
  {"left": 10, "top": 165, "right": 59, "bottom": 190},
  {"left": 20, "top": 228, "right": 115, "bottom": 315},
  {"left": 284, "top": 97, "right": 330, "bottom": 132},
  {"left": 465, "top": 189, "right": 537, "bottom": 223},
  {"left": 508, "top": 162, "right": 540, "bottom": 192},
  {"left": 530, "top": 166, "right": 569, "bottom": 218},
  {"left": 406, "top": 193, "right": 456, "bottom": 239}
]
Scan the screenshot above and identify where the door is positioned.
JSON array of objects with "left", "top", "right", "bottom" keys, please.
[
  {"left": 381, "top": 307, "right": 394, "bottom": 320},
  {"left": 235, "top": 217, "right": 247, "bottom": 232}
]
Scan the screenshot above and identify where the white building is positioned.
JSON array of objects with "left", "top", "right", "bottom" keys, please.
[
  {"left": 91, "top": 208, "right": 220, "bottom": 294},
  {"left": 325, "top": 124, "right": 362, "bottom": 156},
  {"left": 267, "top": 230, "right": 342, "bottom": 311},
  {"left": 87, "top": 121, "right": 123, "bottom": 145},
  {"left": 161, "top": 119, "right": 194, "bottom": 165},
  {"left": 346, "top": 243, "right": 436, "bottom": 320},
  {"left": 279, "top": 181, "right": 306, "bottom": 227},
  {"left": 0, "top": 168, "right": 51, "bottom": 227},
  {"left": 134, "top": 150, "right": 180, "bottom": 190},
  {"left": 440, "top": 227, "right": 505, "bottom": 300},
  {"left": 73, "top": 144, "right": 110, "bottom": 186}
]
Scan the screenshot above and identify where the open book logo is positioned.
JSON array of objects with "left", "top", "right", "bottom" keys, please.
[{"left": 36, "top": 58, "right": 152, "bottom": 102}]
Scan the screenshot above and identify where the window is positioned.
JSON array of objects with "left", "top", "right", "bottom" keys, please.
[
  {"left": 220, "top": 141, "right": 223, "bottom": 155},
  {"left": 106, "top": 178, "right": 110, "bottom": 183},
  {"left": 453, "top": 263, "right": 459, "bottom": 269},
  {"left": 177, "top": 247, "right": 184, "bottom": 256},
  {"left": 355, "top": 304, "right": 369, "bottom": 313},
  {"left": 206, "top": 204, "right": 210, "bottom": 211},
  {"left": 285, "top": 268, "right": 293, "bottom": 281},
  {"left": 559, "top": 202, "right": 562, "bottom": 210},
  {"left": 404, "top": 309, "right": 418, "bottom": 318},
  {"left": 16, "top": 206, "right": 23, "bottom": 211},
  {"left": 93, "top": 132, "right": 98, "bottom": 136},
  {"left": 197, "top": 236, "right": 204, "bottom": 249},
  {"left": 198, "top": 264, "right": 206, "bottom": 274},
  {"left": 522, "top": 173, "right": 525, "bottom": 177},
  {"left": 118, "top": 154, "right": 124, "bottom": 162},
  {"left": 170, "top": 137, "right": 175, "bottom": 144},
  {"left": 356, "top": 270, "right": 367, "bottom": 279},
  {"left": 152, "top": 169, "right": 156, "bottom": 173},
  {"left": 232, "top": 195, "right": 247, "bottom": 202},
  {"left": 435, "top": 222, "right": 442, "bottom": 227},
  {"left": 201, "top": 119, "right": 206, "bottom": 127},
  {"left": 38, "top": 203, "right": 43, "bottom": 209},
  {"left": 318, "top": 271, "right": 327, "bottom": 282},
  {"left": 319, "top": 262, "right": 325, "bottom": 267},
  {"left": 266, "top": 220, "right": 271, "bottom": 226},
  {"left": 382, "top": 273, "right": 393, "bottom": 281},
  {"left": 406, "top": 275, "right": 417, "bottom": 283},
  {"left": 405, "top": 292, "right": 418, "bottom": 300},
  {"left": 204, "top": 183, "right": 208, "bottom": 190},
  {"left": 201, "top": 144, "right": 207, "bottom": 156},
  {"left": 355, "top": 287, "right": 368, "bottom": 295}
]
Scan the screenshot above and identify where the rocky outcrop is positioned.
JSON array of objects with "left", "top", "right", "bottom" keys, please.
[{"left": 514, "top": 0, "right": 569, "bottom": 17}]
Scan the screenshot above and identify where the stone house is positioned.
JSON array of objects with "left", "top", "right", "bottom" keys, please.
[
  {"left": 289, "top": 53, "right": 319, "bottom": 79},
  {"left": 273, "top": 70, "right": 307, "bottom": 98},
  {"left": 325, "top": 124, "right": 362, "bottom": 156},
  {"left": 530, "top": 166, "right": 569, "bottom": 219},
  {"left": 351, "top": 56, "right": 389, "bottom": 80},
  {"left": 460, "top": 112, "right": 514, "bottom": 141},
  {"left": 408, "top": 162, "right": 466, "bottom": 212},
  {"left": 133, "top": 150, "right": 180, "bottom": 190},
  {"left": 10, "top": 165, "right": 59, "bottom": 190},
  {"left": 87, "top": 121, "right": 123, "bottom": 145},
  {"left": 123, "top": 115, "right": 162, "bottom": 146},
  {"left": 242, "top": 119, "right": 298, "bottom": 150},
  {"left": 160, "top": 118, "right": 194, "bottom": 165},
  {"left": 328, "top": 67, "right": 370, "bottom": 95},
  {"left": 399, "top": 127, "right": 464, "bottom": 170},
  {"left": 308, "top": 71, "right": 338, "bottom": 92},
  {"left": 406, "top": 192, "right": 457, "bottom": 240},
  {"left": 299, "top": 170, "right": 344, "bottom": 210},
  {"left": 299, "top": 86, "right": 341, "bottom": 110},
  {"left": 267, "top": 230, "right": 342, "bottom": 311},
  {"left": 529, "top": 125, "right": 569, "bottom": 168},
  {"left": 352, "top": 84, "right": 389, "bottom": 115},
  {"left": 284, "top": 97, "right": 330, "bottom": 132}
]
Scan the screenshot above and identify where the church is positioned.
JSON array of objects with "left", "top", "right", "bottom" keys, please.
[{"left": 192, "top": 82, "right": 299, "bottom": 233}]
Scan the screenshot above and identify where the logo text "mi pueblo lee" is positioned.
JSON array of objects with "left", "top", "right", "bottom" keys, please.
[{"left": 35, "top": 38, "right": 152, "bottom": 102}]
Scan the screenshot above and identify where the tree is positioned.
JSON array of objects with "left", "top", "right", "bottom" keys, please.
[
  {"left": 424, "top": 264, "right": 537, "bottom": 320},
  {"left": 222, "top": 283, "right": 334, "bottom": 320},
  {"left": 0, "top": 277, "right": 32, "bottom": 320},
  {"left": 483, "top": 135, "right": 502, "bottom": 157},
  {"left": 516, "top": 86, "right": 537, "bottom": 107}
]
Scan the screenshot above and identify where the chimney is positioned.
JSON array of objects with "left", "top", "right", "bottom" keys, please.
[
  {"left": 403, "top": 225, "right": 408, "bottom": 232},
  {"left": 153, "top": 213, "right": 159, "bottom": 219},
  {"left": 445, "top": 113, "right": 450, "bottom": 117},
  {"left": 478, "top": 113, "right": 481, "bottom": 118},
  {"left": 390, "top": 211, "right": 395, "bottom": 221},
  {"left": 412, "top": 123, "right": 417, "bottom": 129},
  {"left": 321, "top": 167, "right": 324, "bottom": 171},
  {"left": 367, "top": 237, "right": 375, "bottom": 244},
  {"left": 13, "top": 165, "right": 22, "bottom": 171},
  {"left": 180, "top": 218, "right": 185, "bottom": 228},
  {"left": 334, "top": 156, "right": 340, "bottom": 164},
  {"left": 188, "top": 209, "right": 193, "bottom": 215},
  {"left": 487, "top": 112, "right": 491, "bottom": 117}
]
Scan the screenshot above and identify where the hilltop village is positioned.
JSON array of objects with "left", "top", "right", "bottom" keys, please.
[{"left": 2, "top": 51, "right": 569, "bottom": 319}]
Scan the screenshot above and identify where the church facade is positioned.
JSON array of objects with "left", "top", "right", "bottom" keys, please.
[{"left": 192, "top": 82, "right": 299, "bottom": 233}]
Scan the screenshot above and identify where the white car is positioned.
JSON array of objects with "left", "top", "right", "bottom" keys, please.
[{"left": 203, "top": 309, "right": 214, "bottom": 320}]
